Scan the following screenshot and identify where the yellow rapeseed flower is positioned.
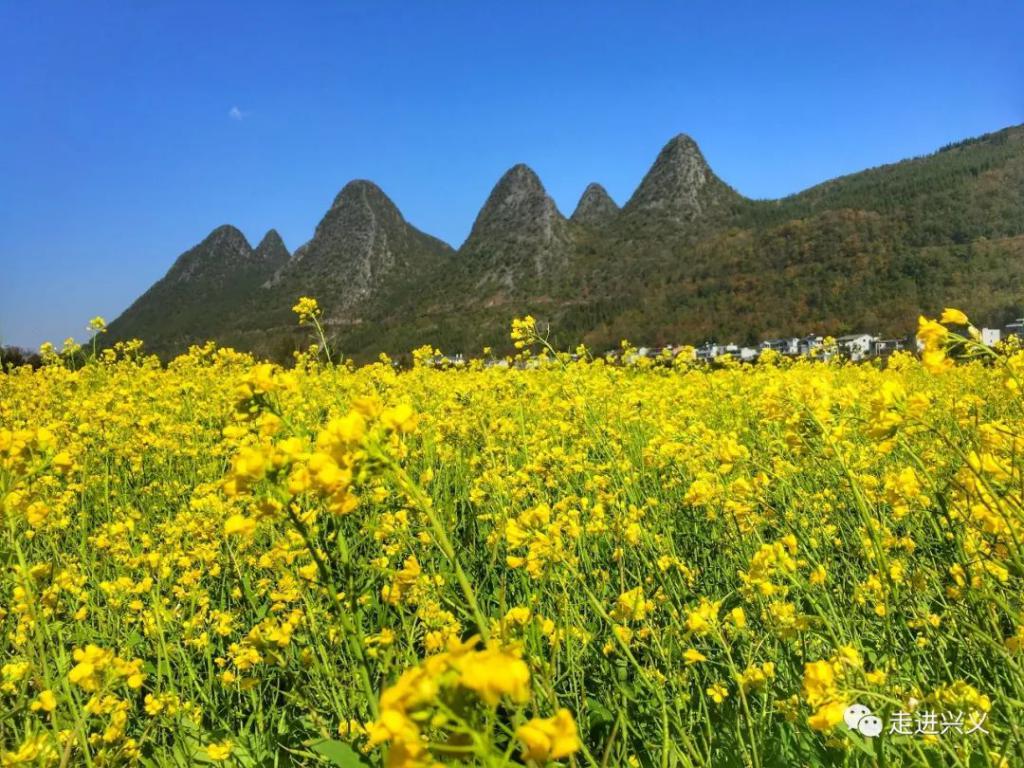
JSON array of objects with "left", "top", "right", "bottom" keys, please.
[
  {"left": 940, "top": 308, "right": 969, "bottom": 325},
  {"left": 205, "top": 740, "right": 234, "bottom": 762},
  {"left": 516, "top": 708, "right": 580, "bottom": 762},
  {"left": 223, "top": 514, "right": 256, "bottom": 537}
]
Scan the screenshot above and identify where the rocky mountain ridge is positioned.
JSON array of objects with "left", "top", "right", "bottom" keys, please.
[{"left": 105, "top": 124, "right": 1024, "bottom": 361}]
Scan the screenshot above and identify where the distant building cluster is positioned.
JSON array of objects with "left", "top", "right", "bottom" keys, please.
[
  {"left": 684, "top": 319, "right": 1023, "bottom": 364},
  {"left": 417, "top": 319, "right": 1024, "bottom": 369},
  {"left": 692, "top": 333, "right": 901, "bottom": 364}
]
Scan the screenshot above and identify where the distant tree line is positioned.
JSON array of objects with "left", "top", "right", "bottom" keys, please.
[{"left": 0, "top": 346, "right": 43, "bottom": 370}]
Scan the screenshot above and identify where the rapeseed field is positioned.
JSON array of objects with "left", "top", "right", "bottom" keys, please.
[{"left": 2, "top": 305, "right": 1023, "bottom": 767}]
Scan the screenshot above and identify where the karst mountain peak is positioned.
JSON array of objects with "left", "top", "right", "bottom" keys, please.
[
  {"left": 105, "top": 124, "right": 1024, "bottom": 362},
  {"left": 571, "top": 183, "right": 620, "bottom": 227},
  {"left": 254, "top": 229, "right": 290, "bottom": 263},
  {"left": 623, "top": 133, "right": 744, "bottom": 224}
]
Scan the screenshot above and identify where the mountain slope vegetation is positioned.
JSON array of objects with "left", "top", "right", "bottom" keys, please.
[{"left": 107, "top": 124, "right": 1024, "bottom": 361}]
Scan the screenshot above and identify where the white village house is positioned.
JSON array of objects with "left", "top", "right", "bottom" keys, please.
[
  {"left": 672, "top": 317, "right": 1014, "bottom": 367},
  {"left": 760, "top": 338, "right": 801, "bottom": 355},
  {"left": 837, "top": 333, "right": 876, "bottom": 362}
]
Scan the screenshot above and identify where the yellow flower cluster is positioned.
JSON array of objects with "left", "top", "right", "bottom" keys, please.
[
  {"left": 802, "top": 647, "right": 863, "bottom": 731},
  {"left": 291, "top": 296, "right": 321, "bottom": 323},
  {"left": 367, "top": 636, "right": 577, "bottom": 766},
  {"left": 1, "top": 308, "right": 1023, "bottom": 765},
  {"left": 68, "top": 645, "right": 145, "bottom": 692}
]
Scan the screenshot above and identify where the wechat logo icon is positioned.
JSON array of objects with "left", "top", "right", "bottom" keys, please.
[{"left": 845, "top": 703, "right": 883, "bottom": 738}]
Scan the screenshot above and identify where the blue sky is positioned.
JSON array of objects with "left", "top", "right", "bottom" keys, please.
[{"left": 1, "top": 1, "right": 1021, "bottom": 349}]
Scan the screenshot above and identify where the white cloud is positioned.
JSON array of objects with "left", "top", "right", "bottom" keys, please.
[{"left": 228, "top": 106, "right": 249, "bottom": 121}]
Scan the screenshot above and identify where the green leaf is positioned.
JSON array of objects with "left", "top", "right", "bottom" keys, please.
[
  {"left": 586, "top": 696, "right": 615, "bottom": 728},
  {"left": 844, "top": 727, "right": 877, "bottom": 758},
  {"left": 308, "top": 739, "right": 370, "bottom": 767}
]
